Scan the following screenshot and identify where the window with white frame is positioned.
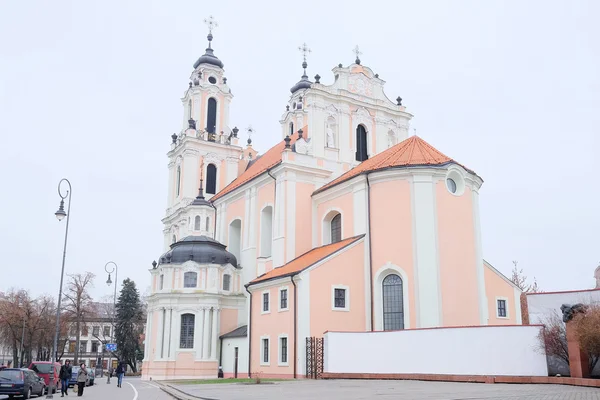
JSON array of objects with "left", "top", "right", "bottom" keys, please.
[
  {"left": 279, "top": 288, "right": 288, "bottom": 311},
  {"left": 279, "top": 336, "right": 288, "bottom": 365},
  {"left": 262, "top": 291, "right": 270, "bottom": 313},
  {"left": 194, "top": 215, "right": 201, "bottom": 231},
  {"left": 180, "top": 313, "right": 195, "bottom": 349},
  {"left": 497, "top": 298, "right": 507, "bottom": 318},
  {"left": 332, "top": 285, "right": 349, "bottom": 311},
  {"left": 159, "top": 274, "right": 164, "bottom": 290},
  {"left": 184, "top": 272, "right": 197, "bottom": 288},
  {"left": 223, "top": 274, "right": 231, "bottom": 291},
  {"left": 261, "top": 337, "right": 270, "bottom": 365},
  {"left": 205, "top": 216, "right": 210, "bottom": 231},
  {"left": 323, "top": 210, "right": 342, "bottom": 245},
  {"left": 260, "top": 206, "right": 273, "bottom": 257}
]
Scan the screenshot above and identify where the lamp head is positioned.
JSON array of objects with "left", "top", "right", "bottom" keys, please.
[
  {"left": 106, "top": 273, "right": 112, "bottom": 286},
  {"left": 55, "top": 199, "right": 67, "bottom": 221}
]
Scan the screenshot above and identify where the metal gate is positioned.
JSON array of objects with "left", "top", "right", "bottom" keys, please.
[{"left": 305, "top": 337, "right": 324, "bottom": 379}]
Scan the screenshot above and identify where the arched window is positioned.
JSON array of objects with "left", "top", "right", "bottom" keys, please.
[
  {"left": 223, "top": 274, "right": 231, "bottom": 291},
  {"left": 194, "top": 216, "right": 201, "bottom": 231},
  {"left": 228, "top": 220, "right": 242, "bottom": 266},
  {"left": 331, "top": 214, "right": 342, "bottom": 244},
  {"left": 206, "top": 164, "right": 217, "bottom": 194},
  {"left": 387, "top": 130, "right": 397, "bottom": 148},
  {"left": 180, "top": 314, "right": 195, "bottom": 349},
  {"left": 260, "top": 206, "right": 273, "bottom": 257},
  {"left": 356, "top": 124, "right": 368, "bottom": 161},
  {"left": 207, "top": 98, "right": 217, "bottom": 134},
  {"left": 289, "top": 122, "right": 294, "bottom": 136},
  {"left": 382, "top": 274, "right": 404, "bottom": 331},
  {"left": 183, "top": 272, "right": 197, "bottom": 288},
  {"left": 205, "top": 216, "right": 210, "bottom": 231},
  {"left": 176, "top": 166, "right": 182, "bottom": 196},
  {"left": 188, "top": 99, "right": 192, "bottom": 119}
]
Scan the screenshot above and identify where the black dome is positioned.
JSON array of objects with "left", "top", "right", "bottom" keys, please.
[
  {"left": 193, "top": 33, "right": 224, "bottom": 69},
  {"left": 290, "top": 75, "right": 312, "bottom": 93},
  {"left": 158, "top": 236, "right": 238, "bottom": 267}
]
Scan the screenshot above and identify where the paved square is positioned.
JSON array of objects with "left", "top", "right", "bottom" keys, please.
[{"left": 172, "top": 379, "right": 600, "bottom": 400}]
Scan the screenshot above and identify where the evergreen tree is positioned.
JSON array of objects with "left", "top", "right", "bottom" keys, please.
[{"left": 115, "top": 278, "right": 144, "bottom": 372}]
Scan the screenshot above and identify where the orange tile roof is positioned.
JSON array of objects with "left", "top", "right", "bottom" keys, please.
[
  {"left": 248, "top": 235, "right": 365, "bottom": 286},
  {"left": 314, "top": 135, "right": 478, "bottom": 195},
  {"left": 211, "top": 128, "right": 306, "bottom": 201}
]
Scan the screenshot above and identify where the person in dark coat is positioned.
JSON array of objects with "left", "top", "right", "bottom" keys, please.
[
  {"left": 115, "top": 362, "right": 124, "bottom": 388},
  {"left": 76, "top": 363, "right": 88, "bottom": 396},
  {"left": 59, "top": 360, "right": 72, "bottom": 397}
]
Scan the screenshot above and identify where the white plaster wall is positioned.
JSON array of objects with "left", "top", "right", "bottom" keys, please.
[
  {"left": 221, "top": 337, "right": 248, "bottom": 375},
  {"left": 527, "top": 289, "right": 600, "bottom": 324},
  {"left": 324, "top": 326, "right": 548, "bottom": 376}
]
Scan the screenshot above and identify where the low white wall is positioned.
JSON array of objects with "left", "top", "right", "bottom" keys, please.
[
  {"left": 527, "top": 289, "right": 600, "bottom": 324},
  {"left": 324, "top": 325, "right": 548, "bottom": 376},
  {"left": 221, "top": 337, "right": 248, "bottom": 376}
]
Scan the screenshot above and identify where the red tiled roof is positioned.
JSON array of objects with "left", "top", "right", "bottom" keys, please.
[
  {"left": 314, "top": 135, "right": 477, "bottom": 195},
  {"left": 248, "top": 235, "right": 364, "bottom": 286},
  {"left": 211, "top": 128, "right": 306, "bottom": 201}
]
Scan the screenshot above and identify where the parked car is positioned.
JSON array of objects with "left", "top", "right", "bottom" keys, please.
[
  {"left": 0, "top": 368, "right": 45, "bottom": 399},
  {"left": 68, "top": 366, "right": 89, "bottom": 387},
  {"left": 29, "top": 361, "right": 60, "bottom": 393},
  {"left": 86, "top": 368, "right": 95, "bottom": 386}
]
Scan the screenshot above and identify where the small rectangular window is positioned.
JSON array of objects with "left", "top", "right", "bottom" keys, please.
[
  {"left": 92, "top": 326, "right": 100, "bottom": 337},
  {"left": 334, "top": 288, "right": 346, "bottom": 308},
  {"left": 497, "top": 299, "right": 507, "bottom": 317},
  {"left": 263, "top": 292, "right": 270, "bottom": 312},
  {"left": 223, "top": 274, "right": 231, "bottom": 291},
  {"left": 91, "top": 341, "right": 99, "bottom": 353},
  {"left": 262, "top": 338, "right": 269, "bottom": 363},
  {"left": 280, "top": 337, "right": 288, "bottom": 363},
  {"left": 79, "top": 341, "right": 87, "bottom": 353},
  {"left": 280, "top": 289, "right": 288, "bottom": 310},
  {"left": 184, "top": 272, "right": 198, "bottom": 288},
  {"left": 103, "top": 326, "right": 110, "bottom": 337},
  {"left": 81, "top": 325, "right": 88, "bottom": 336}
]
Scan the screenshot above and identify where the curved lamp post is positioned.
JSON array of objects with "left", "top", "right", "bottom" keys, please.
[
  {"left": 47, "top": 179, "right": 72, "bottom": 399},
  {"left": 104, "top": 261, "right": 118, "bottom": 384}
]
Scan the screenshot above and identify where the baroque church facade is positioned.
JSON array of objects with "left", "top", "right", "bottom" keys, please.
[{"left": 142, "top": 22, "right": 521, "bottom": 380}]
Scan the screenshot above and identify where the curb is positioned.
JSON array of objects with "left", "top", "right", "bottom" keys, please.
[{"left": 155, "top": 381, "right": 217, "bottom": 400}]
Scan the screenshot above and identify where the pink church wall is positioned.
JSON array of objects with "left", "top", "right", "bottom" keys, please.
[
  {"left": 436, "top": 183, "right": 480, "bottom": 326},
  {"left": 250, "top": 282, "right": 295, "bottom": 378},
  {"left": 309, "top": 241, "right": 366, "bottom": 336},
  {"left": 316, "top": 192, "right": 354, "bottom": 245},
  {"left": 369, "top": 179, "right": 417, "bottom": 329},
  {"left": 295, "top": 182, "right": 314, "bottom": 257},
  {"left": 484, "top": 265, "right": 518, "bottom": 325},
  {"left": 220, "top": 308, "right": 239, "bottom": 336},
  {"left": 226, "top": 196, "right": 245, "bottom": 228}
]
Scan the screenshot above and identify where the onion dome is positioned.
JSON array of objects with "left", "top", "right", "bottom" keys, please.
[
  {"left": 290, "top": 60, "right": 312, "bottom": 93},
  {"left": 193, "top": 33, "right": 224, "bottom": 69},
  {"left": 158, "top": 236, "right": 238, "bottom": 267}
]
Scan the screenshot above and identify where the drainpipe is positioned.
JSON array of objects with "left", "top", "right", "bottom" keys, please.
[
  {"left": 244, "top": 284, "right": 252, "bottom": 378},
  {"left": 210, "top": 201, "right": 217, "bottom": 240},
  {"left": 366, "top": 173, "right": 375, "bottom": 331},
  {"left": 291, "top": 276, "right": 298, "bottom": 379}
]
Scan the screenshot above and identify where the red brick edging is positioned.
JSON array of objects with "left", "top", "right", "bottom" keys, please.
[{"left": 320, "top": 373, "right": 600, "bottom": 388}]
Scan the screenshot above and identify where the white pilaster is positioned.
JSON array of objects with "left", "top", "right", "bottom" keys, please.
[
  {"left": 202, "top": 308, "right": 210, "bottom": 359},
  {"left": 143, "top": 310, "right": 152, "bottom": 361},
  {"left": 285, "top": 172, "right": 296, "bottom": 262},
  {"left": 297, "top": 274, "right": 310, "bottom": 376},
  {"left": 273, "top": 174, "right": 286, "bottom": 267},
  {"left": 210, "top": 307, "right": 219, "bottom": 360},
  {"left": 472, "top": 189, "right": 488, "bottom": 324},
  {"left": 412, "top": 175, "right": 441, "bottom": 327}
]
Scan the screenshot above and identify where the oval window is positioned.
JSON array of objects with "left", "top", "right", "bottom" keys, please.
[
  {"left": 446, "top": 178, "right": 457, "bottom": 194},
  {"left": 208, "top": 76, "right": 217, "bottom": 84}
]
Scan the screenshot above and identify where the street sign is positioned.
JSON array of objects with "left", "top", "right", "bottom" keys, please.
[{"left": 105, "top": 343, "right": 117, "bottom": 352}]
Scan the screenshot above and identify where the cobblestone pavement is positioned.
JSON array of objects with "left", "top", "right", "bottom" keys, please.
[{"left": 172, "top": 379, "right": 600, "bottom": 400}]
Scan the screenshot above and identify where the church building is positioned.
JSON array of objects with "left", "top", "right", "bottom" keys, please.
[{"left": 142, "top": 18, "right": 521, "bottom": 381}]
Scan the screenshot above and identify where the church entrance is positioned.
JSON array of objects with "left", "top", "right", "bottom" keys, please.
[{"left": 305, "top": 337, "right": 324, "bottom": 379}]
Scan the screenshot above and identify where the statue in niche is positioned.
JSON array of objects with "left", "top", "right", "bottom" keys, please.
[{"left": 326, "top": 123, "right": 335, "bottom": 148}]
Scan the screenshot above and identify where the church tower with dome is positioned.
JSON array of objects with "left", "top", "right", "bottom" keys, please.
[{"left": 143, "top": 18, "right": 523, "bottom": 381}]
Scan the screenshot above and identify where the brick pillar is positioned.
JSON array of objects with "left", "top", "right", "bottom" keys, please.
[{"left": 565, "top": 320, "right": 589, "bottom": 378}]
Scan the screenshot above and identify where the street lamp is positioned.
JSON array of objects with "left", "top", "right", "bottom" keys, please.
[
  {"left": 104, "top": 261, "right": 118, "bottom": 384},
  {"left": 47, "top": 178, "right": 72, "bottom": 399}
]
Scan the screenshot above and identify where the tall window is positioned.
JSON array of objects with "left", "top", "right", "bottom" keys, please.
[
  {"left": 331, "top": 214, "right": 342, "bottom": 244},
  {"left": 355, "top": 124, "right": 368, "bottom": 161},
  {"left": 188, "top": 99, "right": 192, "bottom": 119},
  {"left": 176, "top": 166, "right": 181, "bottom": 196},
  {"left": 497, "top": 299, "right": 507, "bottom": 317},
  {"left": 194, "top": 215, "right": 201, "bottom": 231},
  {"left": 172, "top": 234, "right": 177, "bottom": 244},
  {"left": 206, "top": 164, "right": 217, "bottom": 194},
  {"left": 263, "top": 292, "right": 270, "bottom": 312},
  {"left": 262, "top": 338, "right": 269, "bottom": 363},
  {"left": 92, "top": 326, "right": 100, "bottom": 337},
  {"left": 382, "top": 274, "right": 404, "bottom": 331},
  {"left": 260, "top": 206, "right": 273, "bottom": 257},
  {"left": 280, "top": 337, "right": 288, "bottom": 363},
  {"left": 280, "top": 288, "right": 288, "bottom": 310},
  {"left": 79, "top": 341, "right": 87, "bottom": 353},
  {"left": 103, "top": 326, "right": 110, "bottom": 337},
  {"left": 81, "top": 325, "right": 88, "bottom": 336},
  {"left": 184, "top": 272, "right": 198, "bottom": 288},
  {"left": 91, "top": 341, "right": 99, "bottom": 353},
  {"left": 223, "top": 274, "right": 231, "bottom": 291},
  {"left": 159, "top": 275, "right": 164, "bottom": 290},
  {"left": 206, "top": 98, "right": 217, "bottom": 134},
  {"left": 289, "top": 122, "right": 294, "bottom": 135},
  {"left": 180, "top": 314, "right": 195, "bottom": 349},
  {"left": 205, "top": 216, "right": 210, "bottom": 231},
  {"left": 228, "top": 220, "right": 242, "bottom": 265}
]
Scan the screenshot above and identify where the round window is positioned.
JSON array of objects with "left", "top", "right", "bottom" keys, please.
[
  {"left": 446, "top": 178, "right": 457, "bottom": 194},
  {"left": 208, "top": 76, "right": 217, "bottom": 84}
]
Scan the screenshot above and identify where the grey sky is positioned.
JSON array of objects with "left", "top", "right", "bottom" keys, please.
[{"left": 1, "top": 0, "right": 598, "bottom": 301}]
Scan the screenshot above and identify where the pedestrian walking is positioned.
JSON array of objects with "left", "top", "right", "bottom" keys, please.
[
  {"left": 115, "top": 362, "right": 125, "bottom": 388},
  {"left": 76, "top": 363, "right": 88, "bottom": 396},
  {"left": 59, "top": 359, "right": 72, "bottom": 397}
]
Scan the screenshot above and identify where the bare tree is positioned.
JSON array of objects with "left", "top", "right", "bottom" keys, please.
[
  {"left": 63, "top": 272, "right": 95, "bottom": 364},
  {"left": 538, "top": 312, "right": 570, "bottom": 367},
  {"left": 511, "top": 261, "right": 542, "bottom": 325}
]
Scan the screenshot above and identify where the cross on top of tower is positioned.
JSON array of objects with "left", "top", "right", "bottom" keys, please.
[
  {"left": 353, "top": 45, "right": 362, "bottom": 65},
  {"left": 204, "top": 15, "right": 218, "bottom": 34},
  {"left": 246, "top": 125, "right": 253, "bottom": 145},
  {"left": 298, "top": 42, "right": 311, "bottom": 63}
]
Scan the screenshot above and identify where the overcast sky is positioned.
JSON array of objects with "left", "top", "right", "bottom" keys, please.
[{"left": 1, "top": 0, "right": 598, "bottom": 302}]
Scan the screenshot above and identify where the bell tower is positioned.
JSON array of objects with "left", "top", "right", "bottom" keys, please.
[{"left": 163, "top": 16, "right": 243, "bottom": 250}]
